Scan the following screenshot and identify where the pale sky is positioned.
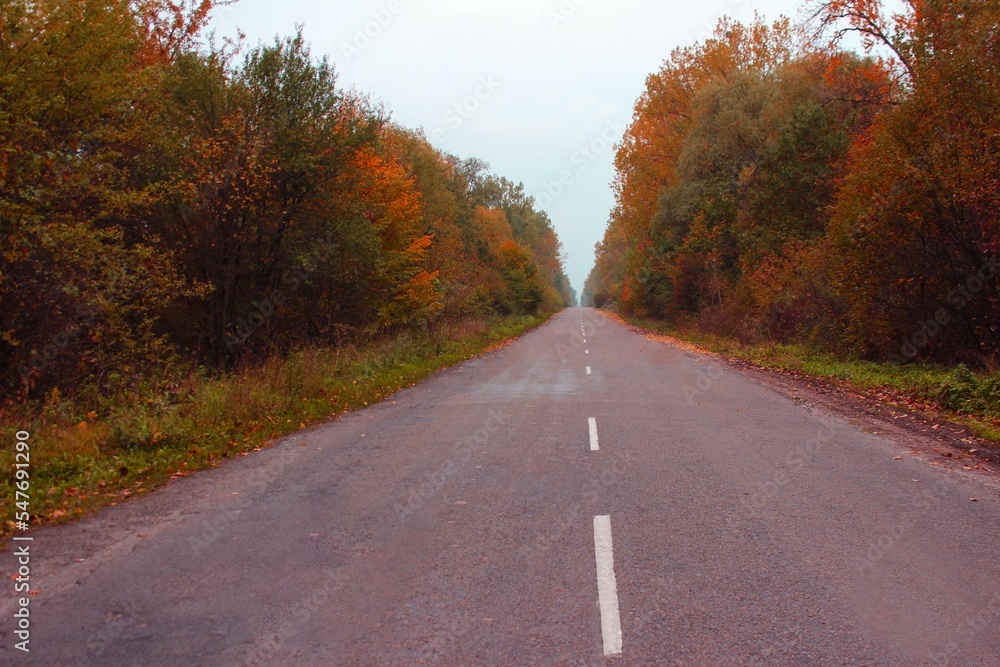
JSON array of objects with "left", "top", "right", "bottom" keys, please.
[{"left": 210, "top": 0, "right": 815, "bottom": 295}]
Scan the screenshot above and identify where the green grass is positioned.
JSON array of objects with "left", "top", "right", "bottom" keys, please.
[
  {"left": 623, "top": 314, "right": 1000, "bottom": 444},
  {"left": 0, "top": 314, "right": 548, "bottom": 536}
]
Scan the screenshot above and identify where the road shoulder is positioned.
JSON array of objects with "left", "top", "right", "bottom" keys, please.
[{"left": 606, "top": 311, "right": 1000, "bottom": 490}]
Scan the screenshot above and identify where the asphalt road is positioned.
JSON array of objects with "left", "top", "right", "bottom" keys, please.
[{"left": 3, "top": 308, "right": 999, "bottom": 666}]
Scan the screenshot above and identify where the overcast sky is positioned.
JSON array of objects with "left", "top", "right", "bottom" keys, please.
[{"left": 210, "top": 0, "right": 816, "bottom": 295}]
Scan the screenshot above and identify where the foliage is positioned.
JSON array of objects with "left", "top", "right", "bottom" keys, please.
[
  {"left": 0, "top": 313, "right": 548, "bottom": 533},
  {"left": 0, "top": 0, "right": 572, "bottom": 407},
  {"left": 589, "top": 2, "right": 998, "bottom": 366}
]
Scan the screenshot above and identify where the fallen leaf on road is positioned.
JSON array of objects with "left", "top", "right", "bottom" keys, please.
[{"left": 894, "top": 456, "right": 903, "bottom": 460}]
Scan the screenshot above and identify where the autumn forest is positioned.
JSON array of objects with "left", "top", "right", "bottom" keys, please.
[
  {"left": 1, "top": 0, "right": 574, "bottom": 405},
  {"left": 2, "top": 0, "right": 1000, "bottom": 524},
  {"left": 584, "top": 0, "right": 999, "bottom": 367}
]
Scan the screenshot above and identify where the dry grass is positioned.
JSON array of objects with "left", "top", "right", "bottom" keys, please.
[{"left": 0, "top": 314, "right": 547, "bottom": 536}]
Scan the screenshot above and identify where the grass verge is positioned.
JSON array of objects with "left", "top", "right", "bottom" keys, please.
[
  {"left": 1, "top": 314, "right": 548, "bottom": 537},
  {"left": 617, "top": 313, "right": 1000, "bottom": 444}
]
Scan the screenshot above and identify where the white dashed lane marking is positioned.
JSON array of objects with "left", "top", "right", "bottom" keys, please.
[{"left": 593, "top": 515, "right": 623, "bottom": 656}]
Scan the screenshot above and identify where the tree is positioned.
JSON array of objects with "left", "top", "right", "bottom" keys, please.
[
  {"left": 822, "top": 0, "right": 1000, "bottom": 361},
  {"left": 0, "top": 0, "right": 208, "bottom": 398}
]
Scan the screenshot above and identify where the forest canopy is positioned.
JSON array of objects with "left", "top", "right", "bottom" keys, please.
[
  {"left": 0, "top": 0, "right": 573, "bottom": 403},
  {"left": 583, "top": 0, "right": 1000, "bottom": 366}
]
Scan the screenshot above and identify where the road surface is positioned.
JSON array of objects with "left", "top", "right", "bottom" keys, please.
[{"left": 3, "top": 308, "right": 999, "bottom": 665}]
